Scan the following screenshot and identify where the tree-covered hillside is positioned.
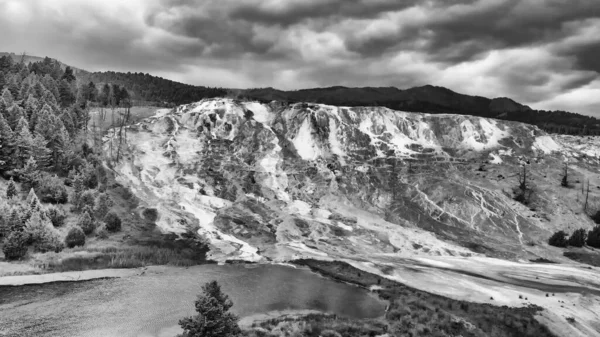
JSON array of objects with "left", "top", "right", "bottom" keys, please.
[{"left": 77, "top": 71, "right": 227, "bottom": 107}]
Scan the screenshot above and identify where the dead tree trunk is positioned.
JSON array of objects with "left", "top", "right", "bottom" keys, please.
[{"left": 585, "top": 180, "right": 590, "bottom": 212}]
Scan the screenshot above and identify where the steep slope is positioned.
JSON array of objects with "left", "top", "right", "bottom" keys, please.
[
  {"left": 105, "top": 98, "right": 581, "bottom": 262},
  {"left": 105, "top": 98, "right": 600, "bottom": 336}
]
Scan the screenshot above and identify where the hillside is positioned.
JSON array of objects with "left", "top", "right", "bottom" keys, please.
[
  {"left": 102, "top": 98, "right": 600, "bottom": 336},
  {"left": 77, "top": 71, "right": 227, "bottom": 107},
  {"left": 0, "top": 52, "right": 87, "bottom": 75}
]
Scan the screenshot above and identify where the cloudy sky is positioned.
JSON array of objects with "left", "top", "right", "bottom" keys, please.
[{"left": 1, "top": 0, "right": 599, "bottom": 115}]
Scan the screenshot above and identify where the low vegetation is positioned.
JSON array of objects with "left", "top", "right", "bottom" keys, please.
[
  {"left": 548, "top": 226, "right": 600, "bottom": 248},
  {"left": 292, "top": 260, "right": 555, "bottom": 337}
]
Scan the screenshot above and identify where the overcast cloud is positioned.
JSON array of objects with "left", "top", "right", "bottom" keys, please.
[{"left": 0, "top": 0, "right": 599, "bottom": 115}]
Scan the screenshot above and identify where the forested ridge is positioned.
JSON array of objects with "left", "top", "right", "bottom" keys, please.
[
  {"left": 77, "top": 71, "right": 227, "bottom": 107},
  {"left": 0, "top": 55, "right": 123, "bottom": 259}
]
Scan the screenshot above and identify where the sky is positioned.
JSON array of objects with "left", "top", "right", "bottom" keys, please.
[{"left": 0, "top": 0, "right": 599, "bottom": 116}]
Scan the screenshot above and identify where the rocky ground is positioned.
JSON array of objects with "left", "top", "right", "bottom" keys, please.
[{"left": 103, "top": 98, "right": 600, "bottom": 336}]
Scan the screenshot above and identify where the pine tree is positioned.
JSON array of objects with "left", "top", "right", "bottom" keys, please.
[
  {"left": 0, "top": 113, "right": 15, "bottom": 171},
  {"left": 7, "top": 208, "right": 24, "bottom": 232},
  {"left": 178, "top": 281, "right": 241, "bottom": 337},
  {"left": 58, "top": 79, "right": 75, "bottom": 107},
  {"left": 1, "top": 88, "right": 14, "bottom": 106},
  {"left": 19, "top": 156, "right": 40, "bottom": 188},
  {"left": 94, "top": 193, "right": 113, "bottom": 218},
  {"left": 24, "top": 94, "right": 38, "bottom": 121},
  {"left": 6, "top": 77, "right": 19, "bottom": 101},
  {"left": 6, "top": 177, "right": 17, "bottom": 199},
  {"left": 6, "top": 104, "right": 25, "bottom": 129},
  {"left": 62, "top": 66, "right": 76, "bottom": 82}
]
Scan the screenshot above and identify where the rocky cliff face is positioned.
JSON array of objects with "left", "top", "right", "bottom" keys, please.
[{"left": 105, "top": 98, "right": 594, "bottom": 264}]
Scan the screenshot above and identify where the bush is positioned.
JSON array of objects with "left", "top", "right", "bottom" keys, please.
[
  {"left": 587, "top": 226, "right": 600, "bottom": 248},
  {"left": 78, "top": 190, "right": 96, "bottom": 211},
  {"left": 94, "top": 193, "right": 113, "bottom": 219},
  {"left": 37, "top": 174, "right": 68, "bottom": 204},
  {"left": 46, "top": 206, "right": 66, "bottom": 227},
  {"left": 78, "top": 212, "right": 95, "bottom": 235},
  {"left": 2, "top": 231, "right": 29, "bottom": 260},
  {"left": 65, "top": 226, "right": 86, "bottom": 248},
  {"left": 568, "top": 228, "right": 587, "bottom": 247},
  {"left": 548, "top": 230, "right": 568, "bottom": 247},
  {"left": 25, "top": 212, "right": 64, "bottom": 253},
  {"left": 142, "top": 208, "right": 159, "bottom": 222},
  {"left": 104, "top": 211, "right": 122, "bottom": 232},
  {"left": 95, "top": 222, "right": 108, "bottom": 239}
]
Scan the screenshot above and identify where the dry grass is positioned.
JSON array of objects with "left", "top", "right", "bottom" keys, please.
[{"left": 29, "top": 244, "right": 204, "bottom": 272}]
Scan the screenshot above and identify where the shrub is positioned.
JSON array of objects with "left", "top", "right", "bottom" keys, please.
[
  {"left": 78, "top": 212, "right": 95, "bottom": 235},
  {"left": 104, "top": 211, "right": 122, "bottom": 232},
  {"left": 25, "top": 212, "right": 64, "bottom": 253},
  {"left": 568, "top": 228, "right": 587, "bottom": 247},
  {"left": 142, "top": 208, "right": 159, "bottom": 222},
  {"left": 548, "top": 230, "right": 568, "bottom": 247},
  {"left": 65, "top": 226, "right": 86, "bottom": 248},
  {"left": 95, "top": 222, "right": 108, "bottom": 239},
  {"left": 587, "top": 226, "right": 600, "bottom": 248},
  {"left": 46, "top": 206, "right": 66, "bottom": 227},
  {"left": 78, "top": 190, "right": 96, "bottom": 211},
  {"left": 94, "top": 193, "right": 113, "bottom": 219},
  {"left": 37, "top": 174, "right": 68, "bottom": 204},
  {"left": 2, "top": 231, "right": 29, "bottom": 260}
]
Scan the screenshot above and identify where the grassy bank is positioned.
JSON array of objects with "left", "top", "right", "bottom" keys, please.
[
  {"left": 293, "top": 259, "right": 556, "bottom": 337},
  {"left": 243, "top": 313, "right": 387, "bottom": 337}
]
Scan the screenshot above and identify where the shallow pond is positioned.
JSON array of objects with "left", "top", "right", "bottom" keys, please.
[{"left": 0, "top": 264, "right": 386, "bottom": 337}]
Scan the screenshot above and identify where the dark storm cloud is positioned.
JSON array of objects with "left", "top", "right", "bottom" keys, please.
[
  {"left": 228, "top": 0, "right": 420, "bottom": 26},
  {"left": 1, "top": 0, "right": 599, "bottom": 115}
]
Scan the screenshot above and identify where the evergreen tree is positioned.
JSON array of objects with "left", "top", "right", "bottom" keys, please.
[
  {"left": 14, "top": 117, "right": 35, "bottom": 168},
  {"left": 0, "top": 71, "right": 5, "bottom": 91},
  {"left": 0, "top": 114, "right": 15, "bottom": 171},
  {"left": 178, "top": 281, "right": 241, "bottom": 337},
  {"left": 94, "top": 193, "right": 113, "bottom": 219},
  {"left": 2, "top": 231, "right": 28, "bottom": 260},
  {"left": 7, "top": 77, "right": 19, "bottom": 100},
  {"left": 7, "top": 104, "right": 25, "bottom": 129},
  {"left": 6, "top": 177, "right": 17, "bottom": 199},
  {"left": 25, "top": 211, "right": 63, "bottom": 253},
  {"left": 568, "top": 228, "right": 587, "bottom": 247},
  {"left": 587, "top": 226, "right": 600, "bottom": 248},
  {"left": 548, "top": 230, "right": 568, "bottom": 247},
  {"left": 1, "top": 88, "right": 14, "bottom": 106},
  {"left": 24, "top": 94, "right": 38, "bottom": 121},
  {"left": 62, "top": 66, "right": 76, "bottom": 82},
  {"left": 7, "top": 208, "right": 24, "bottom": 232},
  {"left": 78, "top": 212, "right": 95, "bottom": 235},
  {"left": 19, "top": 156, "right": 40, "bottom": 188},
  {"left": 58, "top": 79, "right": 75, "bottom": 107}
]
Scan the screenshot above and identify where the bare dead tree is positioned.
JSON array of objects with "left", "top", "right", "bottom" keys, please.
[
  {"left": 519, "top": 165, "right": 529, "bottom": 191},
  {"left": 585, "top": 179, "right": 590, "bottom": 212},
  {"left": 561, "top": 162, "right": 569, "bottom": 187}
]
